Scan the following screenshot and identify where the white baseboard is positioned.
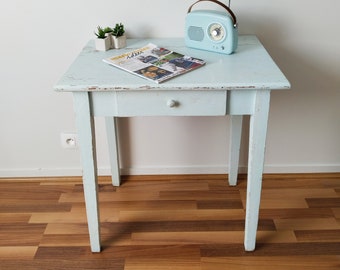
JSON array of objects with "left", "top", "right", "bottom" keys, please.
[
  {"left": 120, "top": 164, "right": 340, "bottom": 175},
  {"left": 264, "top": 164, "right": 340, "bottom": 173},
  {"left": 0, "top": 164, "right": 340, "bottom": 178}
]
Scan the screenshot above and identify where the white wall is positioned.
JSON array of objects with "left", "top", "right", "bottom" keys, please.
[{"left": 0, "top": 0, "right": 339, "bottom": 177}]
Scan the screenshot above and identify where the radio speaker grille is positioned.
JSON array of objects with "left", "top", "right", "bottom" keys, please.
[{"left": 188, "top": 26, "right": 204, "bottom": 41}]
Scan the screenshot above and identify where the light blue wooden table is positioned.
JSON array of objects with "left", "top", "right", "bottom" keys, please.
[{"left": 55, "top": 36, "right": 290, "bottom": 252}]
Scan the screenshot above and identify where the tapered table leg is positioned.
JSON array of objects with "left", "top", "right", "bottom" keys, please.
[
  {"left": 105, "top": 117, "right": 121, "bottom": 186},
  {"left": 244, "top": 90, "right": 270, "bottom": 251},
  {"left": 229, "top": 115, "right": 243, "bottom": 186},
  {"left": 73, "top": 92, "right": 101, "bottom": 252}
]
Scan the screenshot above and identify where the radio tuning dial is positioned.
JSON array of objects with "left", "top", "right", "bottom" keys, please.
[{"left": 208, "top": 23, "right": 225, "bottom": 42}]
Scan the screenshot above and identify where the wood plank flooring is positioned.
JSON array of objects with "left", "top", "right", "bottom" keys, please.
[{"left": 0, "top": 173, "right": 340, "bottom": 269}]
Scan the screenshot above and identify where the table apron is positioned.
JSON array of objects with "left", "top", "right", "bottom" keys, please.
[{"left": 89, "top": 89, "right": 260, "bottom": 117}]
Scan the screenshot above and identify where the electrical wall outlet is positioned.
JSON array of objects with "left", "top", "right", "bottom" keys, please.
[{"left": 60, "top": 133, "right": 78, "bottom": 149}]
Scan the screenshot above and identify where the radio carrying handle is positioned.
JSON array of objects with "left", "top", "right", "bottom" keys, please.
[{"left": 187, "top": 0, "right": 237, "bottom": 28}]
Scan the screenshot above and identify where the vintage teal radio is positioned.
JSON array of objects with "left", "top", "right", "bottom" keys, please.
[{"left": 185, "top": 0, "right": 238, "bottom": 54}]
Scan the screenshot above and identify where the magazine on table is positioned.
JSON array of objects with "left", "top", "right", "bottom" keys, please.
[{"left": 103, "top": 43, "right": 205, "bottom": 83}]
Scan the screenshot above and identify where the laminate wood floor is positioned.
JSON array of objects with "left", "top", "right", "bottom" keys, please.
[{"left": 0, "top": 173, "right": 339, "bottom": 269}]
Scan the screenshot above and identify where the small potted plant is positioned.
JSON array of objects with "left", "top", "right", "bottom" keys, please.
[
  {"left": 103, "top": 27, "right": 115, "bottom": 49},
  {"left": 94, "top": 26, "right": 111, "bottom": 51},
  {"left": 111, "top": 23, "right": 126, "bottom": 49}
]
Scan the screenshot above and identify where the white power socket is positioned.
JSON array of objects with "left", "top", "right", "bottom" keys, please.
[{"left": 60, "top": 133, "right": 78, "bottom": 149}]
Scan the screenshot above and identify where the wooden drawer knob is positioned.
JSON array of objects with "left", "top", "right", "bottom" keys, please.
[{"left": 167, "top": 99, "right": 178, "bottom": 108}]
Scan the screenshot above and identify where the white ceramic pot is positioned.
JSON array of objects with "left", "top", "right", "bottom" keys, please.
[
  {"left": 112, "top": 35, "right": 126, "bottom": 49},
  {"left": 95, "top": 36, "right": 111, "bottom": 51}
]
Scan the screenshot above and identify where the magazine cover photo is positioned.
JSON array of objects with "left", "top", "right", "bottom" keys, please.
[{"left": 103, "top": 43, "right": 205, "bottom": 83}]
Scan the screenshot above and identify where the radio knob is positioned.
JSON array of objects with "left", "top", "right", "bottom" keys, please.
[{"left": 212, "top": 28, "right": 220, "bottom": 37}]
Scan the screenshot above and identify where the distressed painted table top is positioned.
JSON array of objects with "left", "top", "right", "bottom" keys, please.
[{"left": 54, "top": 35, "right": 290, "bottom": 92}]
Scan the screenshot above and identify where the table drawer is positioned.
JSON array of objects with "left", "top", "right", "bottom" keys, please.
[{"left": 92, "top": 90, "right": 227, "bottom": 116}]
